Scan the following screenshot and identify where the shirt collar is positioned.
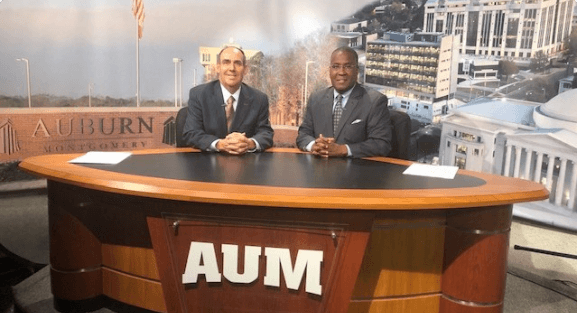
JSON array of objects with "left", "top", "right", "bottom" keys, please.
[
  {"left": 220, "top": 84, "right": 242, "bottom": 109},
  {"left": 333, "top": 84, "right": 355, "bottom": 108}
]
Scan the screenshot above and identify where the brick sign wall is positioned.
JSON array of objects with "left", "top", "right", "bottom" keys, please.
[
  {"left": 0, "top": 107, "right": 180, "bottom": 163},
  {"left": 1, "top": 107, "right": 299, "bottom": 163}
]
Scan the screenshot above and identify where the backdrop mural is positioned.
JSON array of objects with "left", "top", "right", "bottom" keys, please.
[{"left": 0, "top": 0, "right": 376, "bottom": 101}]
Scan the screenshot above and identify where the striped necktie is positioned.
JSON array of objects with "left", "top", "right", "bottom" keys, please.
[
  {"left": 226, "top": 95, "right": 235, "bottom": 131},
  {"left": 333, "top": 94, "right": 343, "bottom": 135}
]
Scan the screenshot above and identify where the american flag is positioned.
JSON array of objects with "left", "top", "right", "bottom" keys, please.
[{"left": 132, "top": 0, "right": 145, "bottom": 39}]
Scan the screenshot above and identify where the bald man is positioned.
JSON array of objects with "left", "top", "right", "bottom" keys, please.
[{"left": 183, "top": 46, "right": 274, "bottom": 154}]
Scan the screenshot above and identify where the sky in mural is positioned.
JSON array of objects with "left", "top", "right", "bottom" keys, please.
[{"left": 0, "top": 0, "right": 377, "bottom": 100}]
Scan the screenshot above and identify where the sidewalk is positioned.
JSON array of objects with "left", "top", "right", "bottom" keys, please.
[{"left": 0, "top": 179, "right": 47, "bottom": 196}]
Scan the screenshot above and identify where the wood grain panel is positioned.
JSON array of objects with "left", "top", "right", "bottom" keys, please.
[
  {"left": 102, "top": 267, "right": 166, "bottom": 313},
  {"left": 442, "top": 230, "right": 509, "bottom": 304},
  {"left": 101, "top": 244, "right": 159, "bottom": 280},
  {"left": 352, "top": 217, "right": 445, "bottom": 298},
  {"left": 48, "top": 183, "right": 102, "bottom": 271},
  {"left": 439, "top": 296, "right": 503, "bottom": 313},
  {"left": 51, "top": 267, "right": 102, "bottom": 301},
  {"left": 348, "top": 294, "right": 440, "bottom": 313},
  {"left": 443, "top": 206, "right": 511, "bottom": 305},
  {"left": 446, "top": 205, "right": 512, "bottom": 232}
]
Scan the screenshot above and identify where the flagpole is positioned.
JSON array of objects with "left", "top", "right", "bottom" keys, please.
[{"left": 136, "top": 18, "right": 140, "bottom": 107}]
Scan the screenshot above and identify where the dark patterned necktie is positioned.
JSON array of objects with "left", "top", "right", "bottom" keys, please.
[
  {"left": 333, "top": 94, "right": 343, "bottom": 135},
  {"left": 226, "top": 95, "right": 235, "bottom": 131}
]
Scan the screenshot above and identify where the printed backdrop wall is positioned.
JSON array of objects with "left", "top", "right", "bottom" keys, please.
[{"left": 1, "top": 0, "right": 375, "bottom": 100}]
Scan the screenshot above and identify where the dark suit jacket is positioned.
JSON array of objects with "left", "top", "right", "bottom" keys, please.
[
  {"left": 182, "top": 80, "right": 274, "bottom": 151},
  {"left": 296, "top": 84, "right": 393, "bottom": 158}
]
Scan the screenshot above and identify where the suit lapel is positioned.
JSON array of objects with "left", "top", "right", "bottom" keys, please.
[
  {"left": 321, "top": 88, "right": 335, "bottom": 137},
  {"left": 212, "top": 82, "right": 228, "bottom": 135},
  {"left": 232, "top": 84, "right": 251, "bottom": 131},
  {"left": 334, "top": 85, "right": 362, "bottom": 139}
]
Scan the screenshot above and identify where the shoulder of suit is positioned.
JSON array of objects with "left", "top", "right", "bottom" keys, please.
[
  {"left": 190, "top": 80, "right": 218, "bottom": 95},
  {"left": 241, "top": 83, "right": 268, "bottom": 98},
  {"left": 311, "top": 86, "right": 334, "bottom": 98},
  {"left": 357, "top": 84, "right": 387, "bottom": 100}
]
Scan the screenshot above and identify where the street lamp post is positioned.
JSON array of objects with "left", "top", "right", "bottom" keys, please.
[
  {"left": 304, "top": 60, "right": 315, "bottom": 115},
  {"left": 88, "top": 83, "right": 94, "bottom": 107},
  {"left": 16, "top": 58, "right": 31, "bottom": 108},
  {"left": 173, "top": 58, "right": 183, "bottom": 107}
]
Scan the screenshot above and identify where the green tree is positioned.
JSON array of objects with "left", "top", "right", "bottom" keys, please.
[
  {"left": 563, "top": 30, "right": 577, "bottom": 63},
  {"left": 530, "top": 51, "right": 548, "bottom": 73},
  {"left": 498, "top": 60, "right": 519, "bottom": 83}
]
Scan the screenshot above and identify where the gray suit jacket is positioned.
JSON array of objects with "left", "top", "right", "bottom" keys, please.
[
  {"left": 296, "top": 84, "right": 393, "bottom": 158},
  {"left": 182, "top": 80, "right": 274, "bottom": 151}
]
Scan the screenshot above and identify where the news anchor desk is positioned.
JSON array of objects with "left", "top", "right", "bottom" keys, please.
[{"left": 19, "top": 148, "right": 549, "bottom": 313}]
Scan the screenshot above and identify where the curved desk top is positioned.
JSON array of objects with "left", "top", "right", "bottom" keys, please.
[{"left": 19, "top": 148, "right": 549, "bottom": 210}]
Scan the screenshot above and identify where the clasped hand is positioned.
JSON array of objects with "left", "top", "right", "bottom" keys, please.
[
  {"left": 216, "top": 132, "right": 255, "bottom": 155},
  {"left": 311, "top": 134, "right": 347, "bottom": 158}
]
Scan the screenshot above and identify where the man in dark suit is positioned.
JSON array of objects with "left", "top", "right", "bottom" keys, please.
[
  {"left": 296, "top": 46, "right": 392, "bottom": 158},
  {"left": 182, "top": 46, "right": 273, "bottom": 154}
]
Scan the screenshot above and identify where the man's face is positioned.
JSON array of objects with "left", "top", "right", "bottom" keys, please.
[
  {"left": 217, "top": 47, "right": 247, "bottom": 93},
  {"left": 329, "top": 51, "right": 358, "bottom": 93}
]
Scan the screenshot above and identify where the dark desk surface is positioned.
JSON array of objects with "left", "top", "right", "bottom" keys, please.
[
  {"left": 19, "top": 148, "right": 550, "bottom": 210},
  {"left": 82, "top": 151, "right": 484, "bottom": 190}
]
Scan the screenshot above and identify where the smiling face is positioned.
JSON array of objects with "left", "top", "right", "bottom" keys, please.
[
  {"left": 329, "top": 50, "right": 359, "bottom": 93},
  {"left": 217, "top": 47, "right": 248, "bottom": 93}
]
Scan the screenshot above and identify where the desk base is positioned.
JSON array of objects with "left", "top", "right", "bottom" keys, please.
[{"left": 47, "top": 180, "right": 512, "bottom": 313}]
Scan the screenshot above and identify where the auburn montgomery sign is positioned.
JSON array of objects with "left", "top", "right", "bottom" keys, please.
[{"left": 0, "top": 107, "right": 180, "bottom": 162}]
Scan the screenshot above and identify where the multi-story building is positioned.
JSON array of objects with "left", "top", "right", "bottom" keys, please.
[
  {"left": 330, "top": 18, "right": 368, "bottom": 33},
  {"left": 424, "top": 0, "right": 575, "bottom": 60},
  {"left": 330, "top": 18, "right": 376, "bottom": 49},
  {"left": 364, "top": 32, "right": 459, "bottom": 123},
  {"left": 439, "top": 89, "right": 577, "bottom": 230}
]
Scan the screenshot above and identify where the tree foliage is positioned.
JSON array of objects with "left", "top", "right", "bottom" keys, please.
[
  {"left": 564, "top": 30, "right": 577, "bottom": 63},
  {"left": 498, "top": 60, "right": 518, "bottom": 82},
  {"left": 243, "top": 30, "right": 338, "bottom": 126}
]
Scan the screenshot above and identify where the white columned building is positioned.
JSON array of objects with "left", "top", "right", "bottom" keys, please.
[{"left": 440, "top": 89, "right": 577, "bottom": 230}]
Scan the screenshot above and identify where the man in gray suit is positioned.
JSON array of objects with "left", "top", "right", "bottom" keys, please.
[
  {"left": 183, "top": 46, "right": 273, "bottom": 154},
  {"left": 296, "top": 46, "right": 393, "bottom": 158}
]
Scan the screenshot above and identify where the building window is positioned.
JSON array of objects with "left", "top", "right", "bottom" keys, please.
[
  {"left": 473, "top": 149, "right": 479, "bottom": 156},
  {"left": 455, "top": 156, "right": 466, "bottom": 169},
  {"left": 456, "top": 145, "right": 467, "bottom": 154},
  {"left": 460, "top": 132, "right": 476, "bottom": 142}
]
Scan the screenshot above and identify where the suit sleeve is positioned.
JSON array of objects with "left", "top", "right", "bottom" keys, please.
[
  {"left": 250, "top": 93, "right": 274, "bottom": 151},
  {"left": 347, "top": 94, "right": 393, "bottom": 158},
  {"left": 296, "top": 95, "right": 317, "bottom": 151},
  {"left": 182, "top": 87, "right": 220, "bottom": 150}
]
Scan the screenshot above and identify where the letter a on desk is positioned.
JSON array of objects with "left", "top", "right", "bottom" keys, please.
[{"left": 182, "top": 242, "right": 222, "bottom": 283}]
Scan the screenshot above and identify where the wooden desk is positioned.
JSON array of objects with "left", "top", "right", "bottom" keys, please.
[{"left": 19, "top": 148, "right": 549, "bottom": 313}]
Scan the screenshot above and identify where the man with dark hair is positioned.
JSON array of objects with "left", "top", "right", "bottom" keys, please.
[
  {"left": 296, "top": 46, "right": 393, "bottom": 158},
  {"left": 182, "top": 45, "right": 273, "bottom": 154}
]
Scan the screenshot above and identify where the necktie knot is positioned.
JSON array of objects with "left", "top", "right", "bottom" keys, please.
[{"left": 226, "top": 96, "right": 235, "bottom": 131}]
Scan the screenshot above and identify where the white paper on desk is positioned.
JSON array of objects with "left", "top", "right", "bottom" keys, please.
[
  {"left": 403, "top": 163, "right": 459, "bottom": 179},
  {"left": 68, "top": 151, "right": 132, "bottom": 165}
]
